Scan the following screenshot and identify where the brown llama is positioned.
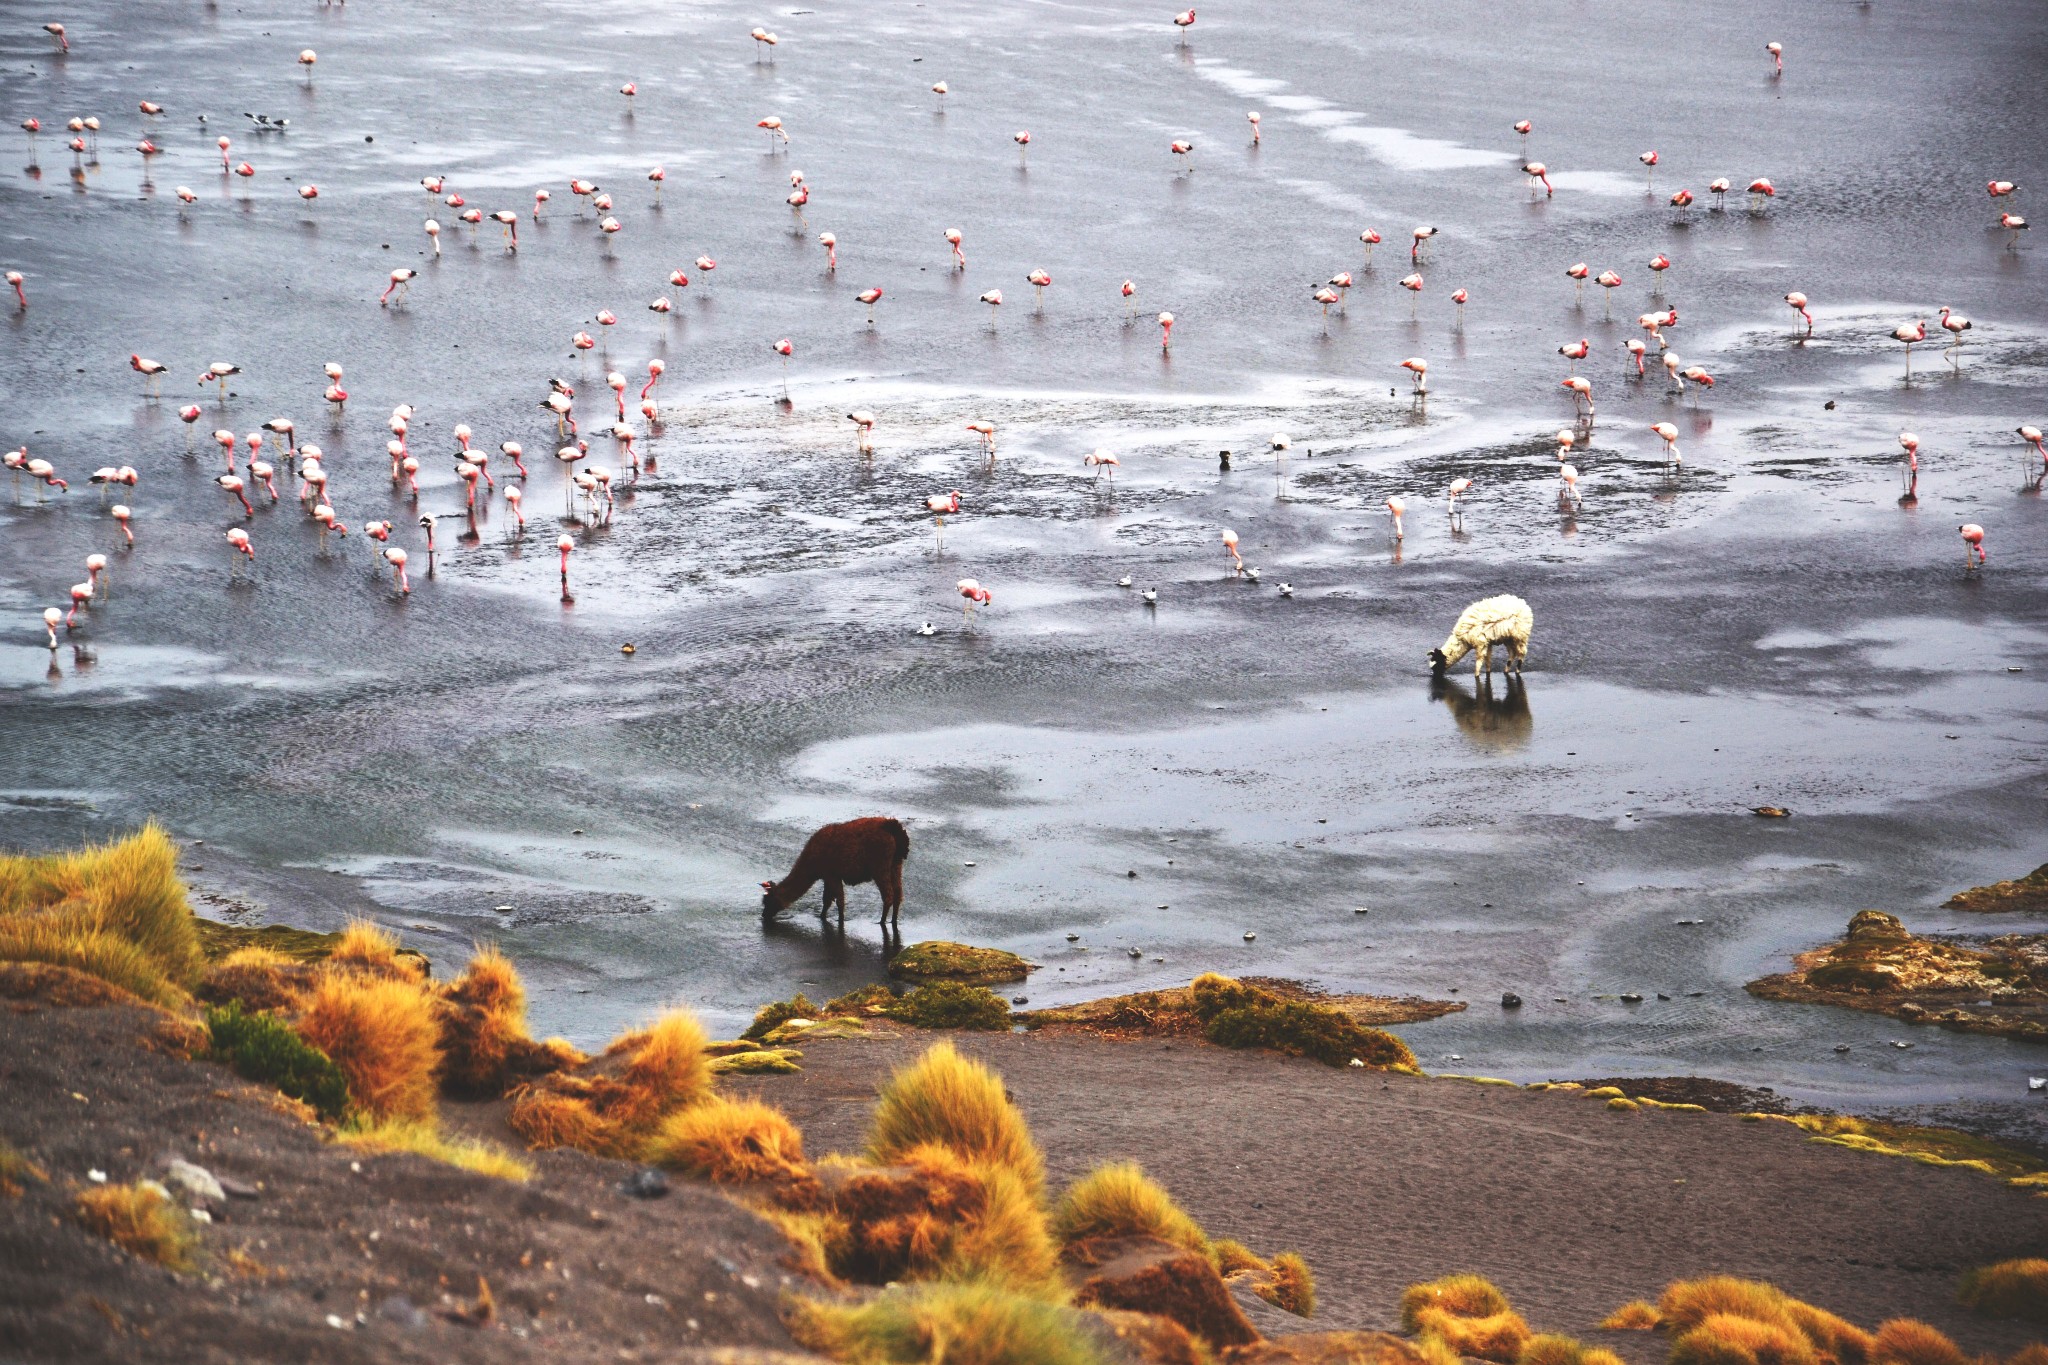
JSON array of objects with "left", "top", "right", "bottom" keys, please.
[{"left": 760, "top": 817, "right": 910, "bottom": 927}]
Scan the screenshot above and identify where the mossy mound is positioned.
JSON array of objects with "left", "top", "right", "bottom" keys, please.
[
  {"left": 748, "top": 980, "right": 1012, "bottom": 1039},
  {"left": 1947, "top": 864, "right": 2048, "bottom": 914},
  {"left": 888, "top": 940, "right": 1034, "bottom": 986}
]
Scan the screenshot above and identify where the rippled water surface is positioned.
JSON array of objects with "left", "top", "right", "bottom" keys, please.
[{"left": 3, "top": 0, "right": 2045, "bottom": 1139}]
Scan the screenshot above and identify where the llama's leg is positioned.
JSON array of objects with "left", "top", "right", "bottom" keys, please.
[{"left": 1512, "top": 636, "right": 1528, "bottom": 673}]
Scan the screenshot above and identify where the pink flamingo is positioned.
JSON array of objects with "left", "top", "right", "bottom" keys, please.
[
  {"left": 957, "top": 578, "right": 991, "bottom": 623},
  {"left": 1248, "top": 112, "right": 1260, "bottom": 144},
  {"left": 1784, "top": 291, "right": 1812, "bottom": 336},
  {"left": 1158, "top": 312, "right": 1174, "bottom": 349},
  {"left": 820, "top": 231, "right": 837, "bottom": 270},
  {"left": 1893, "top": 319, "right": 1927, "bottom": 375},
  {"left": 925, "top": 490, "right": 960, "bottom": 550},
  {"left": 1639, "top": 150, "right": 1658, "bottom": 189},
  {"left": 558, "top": 534, "right": 575, "bottom": 599},
  {"left": 1027, "top": 269, "right": 1051, "bottom": 310},
  {"left": 1558, "top": 338, "right": 1589, "bottom": 374},
  {"left": 1398, "top": 273, "right": 1423, "bottom": 317},
  {"left": 1960, "top": 524, "right": 1986, "bottom": 569},
  {"left": 112, "top": 505, "right": 133, "bottom": 544},
  {"left": 857, "top": 287, "right": 883, "bottom": 325},
  {"left": 1173, "top": 9, "right": 1194, "bottom": 41},
  {"left": 1384, "top": 496, "right": 1406, "bottom": 540},
  {"left": 501, "top": 441, "right": 529, "bottom": 478},
  {"left": 380, "top": 269, "right": 416, "bottom": 306},
  {"left": 504, "top": 486, "right": 525, "bottom": 534},
  {"left": 384, "top": 546, "right": 412, "bottom": 593},
  {"left": 1767, "top": 41, "right": 1783, "bottom": 73},
  {"left": 2001, "top": 212, "right": 2029, "bottom": 250},
  {"left": 642, "top": 360, "right": 665, "bottom": 400},
  {"left": 130, "top": 354, "right": 167, "bottom": 396},
  {"left": 946, "top": 228, "right": 965, "bottom": 269},
  {"left": 1360, "top": 229, "right": 1381, "bottom": 265},
  {"left": 43, "top": 607, "right": 61, "bottom": 648},
  {"left": 1625, "top": 338, "right": 1647, "bottom": 377}
]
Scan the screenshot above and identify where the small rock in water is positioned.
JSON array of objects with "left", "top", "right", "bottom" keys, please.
[
  {"left": 1354, "top": 906, "right": 1370, "bottom": 915},
  {"left": 619, "top": 1168, "right": 670, "bottom": 1200},
  {"left": 2029, "top": 1077, "right": 2045, "bottom": 1090},
  {"left": 1011, "top": 996, "right": 1028, "bottom": 1006},
  {"left": 963, "top": 861, "right": 976, "bottom": 868},
  {"left": 1126, "top": 869, "right": 1137, "bottom": 878},
  {"left": 1127, "top": 948, "right": 1141, "bottom": 958},
  {"left": 1242, "top": 931, "right": 1257, "bottom": 941},
  {"left": 1891, "top": 1040, "right": 1914, "bottom": 1050},
  {"left": 1501, "top": 992, "right": 1522, "bottom": 1009},
  {"left": 1620, "top": 993, "right": 1644, "bottom": 1003},
  {"left": 1065, "top": 933, "right": 1079, "bottom": 942},
  {"left": 1835, "top": 1045, "right": 1852, "bottom": 1053},
  {"left": 163, "top": 1158, "right": 225, "bottom": 1204},
  {"left": 1657, "top": 993, "right": 1671, "bottom": 1001}
]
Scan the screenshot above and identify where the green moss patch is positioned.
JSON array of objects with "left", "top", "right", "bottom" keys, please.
[{"left": 887, "top": 940, "right": 1033, "bottom": 986}]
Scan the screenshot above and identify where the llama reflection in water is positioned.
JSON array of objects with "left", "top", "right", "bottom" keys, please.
[{"left": 1430, "top": 674, "right": 1532, "bottom": 753}]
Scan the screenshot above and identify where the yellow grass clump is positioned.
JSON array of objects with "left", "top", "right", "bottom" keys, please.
[
  {"left": 0, "top": 825, "right": 200, "bottom": 1008},
  {"left": 1212, "top": 1238, "right": 1269, "bottom": 1276},
  {"left": 1415, "top": 1334, "right": 1463, "bottom": 1365},
  {"left": 1869, "top": 1321, "right": 1969, "bottom": 1365},
  {"left": 1402, "top": 1274, "right": 1513, "bottom": 1329},
  {"left": 1957, "top": 1259, "right": 2048, "bottom": 1323},
  {"left": 434, "top": 945, "right": 583, "bottom": 1099},
  {"left": 1669, "top": 1314, "right": 1820, "bottom": 1365},
  {"left": 939, "top": 1160, "right": 1062, "bottom": 1297},
  {"left": 76, "top": 1182, "right": 199, "bottom": 1271},
  {"left": 646, "top": 1095, "right": 811, "bottom": 1189},
  {"left": 0, "top": 1140, "right": 48, "bottom": 1198},
  {"left": 1050, "top": 1162, "right": 1211, "bottom": 1257},
  {"left": 507, "top": 1009, "right": 711, "bottom": 1158},
  {"left": 325, "top": 918, "right": 423, "bottom": 980},
  {"left": 790, "top": 1281, "right": 1108, "bottom": 1365},
  {"left": 1600, "top": 1301, "right": 1663, "bottom": 1331},
  {"left": 293, "top": 972, "right": 442, "bottom": 1121},
  {"left": 337, "top": 1115, "right": 533, "bottom": 1181},
  {"left": 1257, "top": 1251, "right": 1317, "bottom": 1318},
  {"left": 1523, "top": 1334, "right": 1627, "bottom": 1365},
  {"left": 1657, "top": 1277, "right": 1873, "bottom": 1365},
  {"left": 1403, "top": 1275, "right": 1528, "bottom": 1365},
  {"left": 868, "top": 1041, "right": 1046, "bottom": 1196}
]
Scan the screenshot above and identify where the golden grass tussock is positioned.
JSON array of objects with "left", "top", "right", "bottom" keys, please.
[
  {"left": 868, "top": 1041, "right": 1046, "bottom": 1196},
  {"left": 1868, "top": 1321, "right": 1969, "bottom": 1365},
  {"left": 1401, "top": 1274, "right": 1514, "bottom": 1330},
  {"left": 1415, "top": 1333, "right": 1464, "bottom": 1365},
  {"left": 828, "top": 1143, "right": 990, "bottom": 1284},
  {"left": 790, "top": 1280, "right": 1109, "bottom": 1365},
  {"left": 1414, "top": 1307, "right": 1534, "bottom": 1362},
  {"left": 337, "top": 1115, "right": 533, "bottom": 1181},
  {"left": 293, "top": 972, "right": 442, "bottom": 1121},
  {"left": 1050, "top": 1162, "right": 1211, "bottom": 1257},
  {"left": 1607, "top": 1097, "right": 1642, "bottom": 1112},
  {"left": 1669, "top": 1314, "right": 1820, "bottom": 1365},
  {"left": 1523, "top": 1334, "right": 1627, "bottom": 1365},
  {"left": 940, "top": 1159, "right": 1062, "bottom": 1297},
  {"left": 506, "top": 1008, "right": 711, "bottom": 1158},
  {"left": 75, "top": 1182, "right": 199, "bottom": 1272},
  {"left": 1957, "top": 1259, "right": 2048, "bottom": 1322},
  {"left": 435, "top": 945, "right": 584, "bottom": 1099},
  {"left": 1783, "top": 1302, "right": 1876, "bottom": 1365},
  {"left": 1212, "top": 1238, "right": 1269, "bottom": 1275},
  {"left": 759, "top": 1205, "right": 843, "bottom": 1285},
  {"left": 646, "top": 1095, "right": 812, "bottom": 1190},
  {"left": 2005, "top": 1349, "right": 2048, "bottom": 1365},
  {"left": 1659, "top": 1279, "right": 1804, "bottom": 1336},
  {"left": 1256, "top": 1251, "right": 1317, "bottom": 1318},
  {"left": 1600, "top": 1301, "right": 1663, "bottom": 1331},
  {"left": 0, "top": 825, "right": 202, "bottom": 1010}
]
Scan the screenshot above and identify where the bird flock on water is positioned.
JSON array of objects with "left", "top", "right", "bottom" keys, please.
[{"left": 6, "top": 13, "right": 2038, "bottom": 653}]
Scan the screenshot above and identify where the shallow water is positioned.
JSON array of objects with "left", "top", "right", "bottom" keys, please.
[{"left": 3, "top": 0, "right": 2046, "bottom": 1139}]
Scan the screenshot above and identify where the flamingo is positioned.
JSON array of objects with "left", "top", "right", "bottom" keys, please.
[
  {"left": 946, "top": 227, "right": 965, "bottom": 269},
  {"left": 958, "top": 578, "right": 991, "bottom": 623},
  {"left": 1988, "top": 180, "right": 2018, "bottom": 199},
  {"left": 1014, "top": 130, "right": 1031, "bottom": 166},
  {"left": 2001, "top": 212, "right": 2029, "bottom": 250},
  {"left": 1027, "top": 269, "right": 1051, "bottom": 310},
  {"left": 1452, "top": 288, "right": 1468, "bottom": 327},
  {"left": 424, "top": 218, "right": 442, "bottom": 255},
  {"left": 130, "top": 354, "right": 167, "bottom": 396},
  {"left": 1784, "top": 291, "right": 1813, "bottom": 336},
  {"left": 1514, "top": 119, "right": 1531, "bottom": 148},
  {"left": 1555, "top": 429, "right": 1575, "bottom": 460},
  {"left": 1360, "top": 229, "right": 1381, "bottom": 265},
  {"left": 847, "top": 409, "right": 876, "bottom": 455},
  {"left": 925, "top": 490, "right": 961, "bottom": 550},
  {"left": 620, "top": 82, "right": 637, "bottom": 104},
  {"left": 85, "top": 552, "right": 108, "bottom": 600},
  {"left": 1960, "top": 524, "right": 1986, "bottom": 569},
  {"left": 26, "top": 458, "right": 66, "bottom": 499},
  {"left": 1384, "top": 497, "right": 1406, "bottom": 541},
  {"left": 1170, "top": 139, "right": 1194, "bottom": 170},
  {"left": 1937, "top": 306, "right": 1972, "bottom": 362},
  {"left": 44, "top": 22, "right": 67, "bottom": 52},
  {"left": 757, "top": 116, "right": 789, "bottom": 148},
  {"left": 1708, "top": 177, "right": 1731, "bottom": 210},
  {"left": 1313, "top": 286, "right": 1340, "bottom": 318},
  {"left": 1595, "top": 270, "right": 1622, "bottom": 317},
  {"left": 1559, "top": 463, "right": 1581, "bottom": 508},
  {"left": 1447, "top": 477, "right": 1472, "bottom": 527},
  {"left": 1747, "top": 178, "right": 1775, "bottom": 211},
  {"left": 1399, "top": 273, "right": 1423, "bottom": 317},
  {"left": 216, "top": 135, "right": 231, "bottom": 170},
  {"left": 1898, "top": 432, "right": 1921, "bottom": 481},
  {"left": 557, "top": 535, "right": 575, "bottom": 599},
  {"left": 1173, "top": 9, "right": 1195, "bottom": 41},
  {"left": 1648, "top": 254, "right": 1671, "bottom": 290},
  {"left": 43, "top": 607, "right": 62, "bottom": 647},
  {"left": 787, "top": 183, "right": 809, "bottom": 229},
  {"left": 298, "top": 48, "right": 317, "bottom": 80},
  {"left": 1651, "top": 422, "right": 1681, "bottom": 467},
  {"left": 1566, "top": 262, "right": 1588, "bottom": 298},
  {"left": 198, "top": 361, "right": 241, "bottom": 397},
  {"left": 1639, "top": 150, "right": 1659, "bottom": 189},
  {"left": 216, "top": 474, "right": 254, "bottom": 516},
  {"left": 1400, "top": 357, "right": 1428, "bottom": 394},
  {"left": 1084, "top": 448, "right": 1119, "bottom": 482},
  {"left": 112, "top": 505, "right": 133, "bottom": 544},
  {"left": 1558, "top": 338, "right": 1590, "bottom": 374},
  {"left": 932, "top": 81, "right": 948, "bottom": 110},
  {"left": 979, "top": 289, "right": 1003, "bottom": 327},
  {"left": 2019, "top": 425, "right": 2046, "bottom": 473},
  {"left": 1662, "top": 352, "right": 1684, "bottom": 393},
  {"left": 504, "top": 486, "right": 525, "bottom": 534},
  {"left": 380, "top": 269, "right": 416, "bottom": 307},
  {"left": 1563, "top": 376, "right": 1594, "bottom": 415},
  {"left": 313, "top": 504, "right": 349, "bottom": 542},
  {"left": 1766, "top": 40, "right": 1783, "bottom": 73},
  {"left": 501, "top": 440, "right": 530, "bottom": 478},
  {"left": 1248, "top": 111, "right": 1260, "bottom": 144},
  {"left": 1893, "top": 319, "right": 1927, "bottom": 375},
  {"left": 1670, "top": 188, "right": 1694, "bottom": 212},
  {"left": 751, "top": 25, "right": 779, "bottom": 58},
  {"left": 1221, "top": 528, "right": 1243, "bottom": 570},
  {"left": 1158, "top": 312, "right": 1174, "bottom": 349},
  {"left": 1121, "top": 279, "right": 1137, "bottom": 320},
  {"left": 967, "top": 422, "right": 996, "bottom": 459},
  {"left": 298, "top": 184, "right": 319, "bottom": 202},
  {"left": 857, "top": 286, "right": 884, "bottom": 326},
  {"left": 1623, "top": 339, "right": 1647, "bottom": 376},
  {"left": 491, "top": 209, "right": 519, "bottom": 249},
  {"left": 1680, "top": 366, "right": 1715, "bottom": 402},
  {"left": 1521, "top": 161, "right": 1552, "bottom": 197},
  {"left": 1411, "top": 225, "right": 1437, "bottom": 263},
  {"left": 819, "top": 231, "right": 837, "bottom": 270},
  {"left": 224, "top": 528, "right": 254, "bottom": 572}
]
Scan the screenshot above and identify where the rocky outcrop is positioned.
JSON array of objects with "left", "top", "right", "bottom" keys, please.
[
  {"left": 1066, "top": 1234, "right": 1262, "bottom": 1349},
  {"left": 1746, "top": 911, "right": 2048, "bottom": 1044},
  {"left": 1947, "top": 864, "right": 2048, "bottom": 914}
]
